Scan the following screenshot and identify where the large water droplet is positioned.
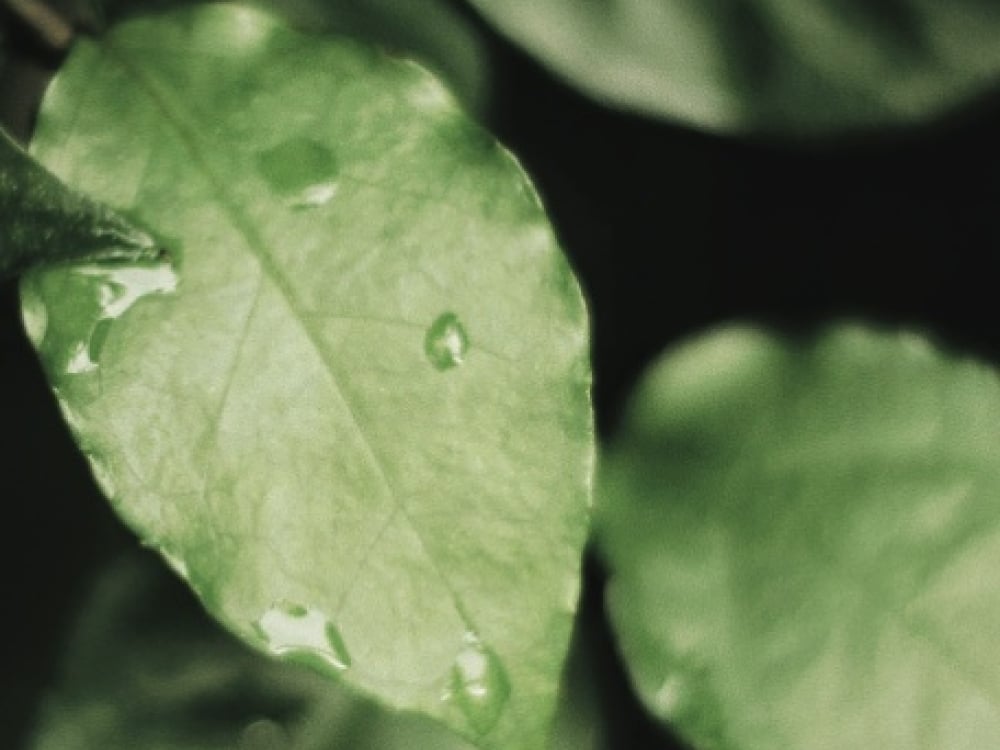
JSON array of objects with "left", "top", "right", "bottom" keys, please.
[
  {"left": 424, "top": 312, "right": 469, "bottom": 370},
  {"left": 443, "top": 632, "right": 510, "bottom": 735},
  {"left": 255, "top": 601, "right": 351, "bottom": 672},
  {"left": 257, "top": 137, "right": 339, "bottom": 209},
  {"left": 77, "top": 262, "right": 179, "bottom": 321},
  {"left": 63, "top": 261, "right": 178, "bottom": 376}
]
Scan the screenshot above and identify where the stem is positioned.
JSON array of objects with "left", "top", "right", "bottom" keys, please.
[{"left": 4, "top": 0, "right": 74, "bottom": 50}]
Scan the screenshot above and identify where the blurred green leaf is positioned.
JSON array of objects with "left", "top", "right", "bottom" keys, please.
[
  {"left": 28, "top": 554, "right": 478, "bottom": 750},
  {"left": 599, "top": 324, "right": 1000, "bottom": 748},
  {"left": 0, "top": 127, "right": 160, "bottom": 280},
  {"left": 465, "top": 0, "right": 1000, "bottom": 136},
  {"left": 24, "top": 5, "right": 591, "bottom": 749}
]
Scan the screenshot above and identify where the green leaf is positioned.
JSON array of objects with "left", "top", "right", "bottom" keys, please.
[
  {"left": 28, "top": 553, "right": 478, "bottom": 750},
  {"left": 0, "top": 127, "right": 161, "bottom": 280},
  {"left": 23, "top": 5, "right": 592, "bottom": 749},
  {"left": 465, "top": 0, "right": 1000, "bottom": 136},
  {"left": 598, "top": 324, "right": 1000, "bottom": 748}
]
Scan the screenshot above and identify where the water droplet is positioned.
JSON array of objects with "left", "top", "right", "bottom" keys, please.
[
  {"left": 653, "top": 674, "right": 687, "bottom": 717},
  {"left": 444, "top": 632, "right": 510, "bottom": 735},
  {"left": 408, "top": 76, "right": 453, "bottom": 113},
  {"left": 19, "top": 282, "right": 48, "bottom": 346},
  {"left": 63, "top": 261, "right": 178, "bottom": 376},
  {"left": 67, "top": 341, "right": 99, "bottom": 374},
  {"left": 257, "top": 137, "right": 339, "bottom": 209},
  {"left": 290, "top": 181, "right": 338, "bottom": 209},
  {"left": 424, "top": 312, "right": 468, "bottom": 370},
  {"left": 77, "top": 262, "right": 178, "bottom": 321},
  {"left": 239, "top": 718, "right": 288, "bottom": 750},
  {"left": 255, "top": 601, "right": 351, "bottom": 672}
]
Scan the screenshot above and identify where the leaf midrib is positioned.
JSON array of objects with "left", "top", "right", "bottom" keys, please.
[{"left": 103, "top": 37, "right": 478, "bottom": 632}]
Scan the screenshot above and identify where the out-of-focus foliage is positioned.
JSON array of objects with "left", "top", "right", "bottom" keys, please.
[
  {"left": 28, "top": 554, "right": 478, "bottom": 750},
  {"left": 600, "top": 324, "right": 1000, "bottom": 748},
  {"left": 466, "top": 0, "right": 1000, "bottom": 136}
]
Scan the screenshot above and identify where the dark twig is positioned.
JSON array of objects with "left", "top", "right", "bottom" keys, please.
[{"left": 4, "top": 0, "right": 74, "bottom": 50}]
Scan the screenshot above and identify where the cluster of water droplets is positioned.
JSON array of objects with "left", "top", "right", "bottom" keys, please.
[
  {"left": 442, "top": 631, "right": 510, "bottom": 735},
  {"left": 254, "top": 600, "right": 351, "bottom": 673}
]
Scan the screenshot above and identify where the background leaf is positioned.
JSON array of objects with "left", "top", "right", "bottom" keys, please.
[
  {"left": 599, "top": 324, "right": 1000, "bottom": 748},
  {"left": 0, "top": 127, "right": 160, "bottom": 280},
  {"left": 464, "top": 0, "right": 1000, "bottom": 136},
  {"left": 23, "top": 6, "right": 592, "bottom": 749}
]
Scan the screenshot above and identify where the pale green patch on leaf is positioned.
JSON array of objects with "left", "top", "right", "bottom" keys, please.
[
  {"left": 23, "top": 6, "right": 592, "bottom": 749},
  {"left": 466, "top": 0, "right": 1000, "bottom": 136},
  {"left": 28, "top": 554, "right": 478, "bottom": 750},
  {"left": 0, "top": 127, "right": 161, "bottom": 280},
  {"left": 599, "top": 324, "right": 1000, "bottom": 749}
]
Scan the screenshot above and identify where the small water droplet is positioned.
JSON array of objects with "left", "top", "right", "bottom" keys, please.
[
  {"left": 19, "top": 282, "right": 48, "bottom": 346},
  {"left": 257, "top": 137, "right": 339, "bottom": 210},
  {"left": 444, "top": 631, "right": 510, "bottom": 735},
  {"left": 424, "top": 312, "right": 469, "bottom": 370},
  {"left": 239, "top": 718, "right": 288, "bottom": 750},
  {"left": 653, "top": 674, "right": 687, "bottom": 717},
  {"left": 255, "top": 601, "right": 351, "bottom": 672}
]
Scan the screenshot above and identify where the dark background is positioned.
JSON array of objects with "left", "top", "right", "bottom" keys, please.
[{"left": 3, "top": 1, "right": 1000, "bottom": 747}]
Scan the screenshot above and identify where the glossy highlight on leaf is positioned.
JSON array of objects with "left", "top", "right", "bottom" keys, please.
[
  {"left": 0, "top": 128, "right": 161, "bottom": 280},
  {"left": 599, "top": 324, "right": 1000, "bottom": 749},
  {"left": 24, "top": 6, "right": 592, "bottom": 749},
  {"left": 466, "top": 0, "right": 1000, "bottom": 135}
]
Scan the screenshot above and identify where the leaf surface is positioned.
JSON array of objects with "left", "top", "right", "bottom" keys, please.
[
  {"left": 96, "top": 0, "right": 492, "bottom": 112},
  {"left": 24, "top": 6, "right": 592, "bottom": 748},
  {"left": 0, "top": 127, "right": 160, "bottom": 280},
  {"left": 466, "top": 0, "right": 1000, "bottom": 135},
  {"left": 599, "top": 324, "right": 1000, "bottom": 748}
]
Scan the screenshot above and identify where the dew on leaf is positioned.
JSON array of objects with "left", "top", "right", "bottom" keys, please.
[
  {"left": 255, "top": 601, "right": 351, "bottom": 672},
  {"left": 19, "top": 281, "right": 48, "bottom": 345},
  {"left": 653, "top": 674, "right": 687, "bottom": 717},
  {"left": 424, "top": 312, "right": 469, "bottom": 370},
  {"left": 61, "top": 261, "right": 178, "bottom": 376},
  {"left": 443, "top": 631, "right": 510, "bottom": 735},
  {"left": 238, "top": 718, "right": 289, "bottom": 749},
  {"left": 77, "top": 262, "right": 179, "bottom": 321},
  {"left": 67, "top": 341, "right": 99, "bottom": 374},
  {"left": 256, "top": 137, "right": 339, "bottom": 209}
]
